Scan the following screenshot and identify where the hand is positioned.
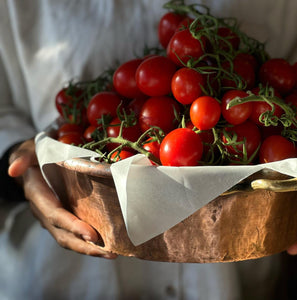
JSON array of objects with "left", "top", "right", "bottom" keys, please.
[
  {"left": 287, "top": 243, "right": 297, "bottom": 255},
  {"left": 8, "top": 139, "right": 117, "bottom": 258}
]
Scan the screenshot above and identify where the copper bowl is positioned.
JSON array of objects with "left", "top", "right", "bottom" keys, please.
[{"left": 51, "top": 157, "right": 297, "bottom": 263}]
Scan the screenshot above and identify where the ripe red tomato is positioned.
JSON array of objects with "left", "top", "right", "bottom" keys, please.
[
  {"left": 57, "top": 123, "right": 84, "bottom": 138},
  {"left": 217, "top": 27, "right": 240, "bottom": 51},
  {"left": 221, "top": 58, "right": 255, "bottom": 90},
  {"left": 143, "top": 137, "right": 161, "bottom": 161},
  {"left": 110, "top": 150, "right": 135, "bottom": 161},
  {"left": 190, "top": 96, "right": 221, "bottom": 130},
  {"left": 158, "top": 12, "right": 186, "bottom": 48},
  {"left": 259, "top": 135, "right": 296, "bottom": 163},
  {"left": 259, "top": 58, "right": 296, "bottom": 95},
  {"left": 171, "top": 67, "right": 205, "bottom": 105},
  {"left": 139, "top": 96, "right": 180, "bottom": 133},
  {"left": 113, "top": 58, "right": 144, "bottom": 99},
  {"left": 126, "top": 95, "right": 148, "bottom": 117},
  {"left": 135, "top": 55, "right": 177, "bottom": 97},
  {"left": 160, "top": 128, "right": 203, "bottom": 166},
  {"left": 221, "top": 90, "right": 252, "bottom": 125},
  {"left": 166, "top": 29, "right": 206, "bottom": 66},
  {"left": 222, "top": 120, "right": 261, "bottom": 160},
  {"left": 249, "top": 87, "right": 284, "bottom": 126},
  {"left": 106, "top": 117, "right": 142, "bottom": 151},
  {"left": 235, "top": 53, "right": 259, "bottom": 72},
  {"left": 55, "top": 88, "right": 83, "bottom": 117},
  {"left": 83, "top": 125, "right": 98, "bottom": 142},
  {"left": 58, "top": 132, "right": 84, "bottom": 146},
  {"left": 87, "top": 92, "right": 122, "bottom": 126}
]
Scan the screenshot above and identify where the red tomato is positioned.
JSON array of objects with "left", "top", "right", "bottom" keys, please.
[
  {"left": 222, "top": 120, "right": 261, "bottom": 160},
  {"left": 249, "top": 87, "right": 284, "bottom": 126},
  {"left": 235, "top": 53, "right": 259, "bottom": 72},
  {"left": 177, "top": 17, "right": 195, "bottom": 30},
  {"left": 171, "top": 67, "right": 205, "bottom": 105},
  {"left": 110, "top": 150, "right": 135, "bottom": 162},
  {"left": 217, "top": 27, "right": 240, "bottom": 52},
  {"left": 126, "top": 95, "right": 148, "bottom": 117},
  {"left": 87, "top": 92, "right": 122, "bottom": 126},
  {"left": 166, "top": 29, "right": 206, "bottom": 66},
  {"left": 221, "top": 58, "right": 255, "bottom": 90},
  {"left": 106, "top": 117, "right": 142, "bottom": 151},
  {"left": 58, "top": 132, "right": 84, "bottom": 146},
  {"left": 158, "top": 12, "right": 185, "bottom": 48},
  {"left": 259, "top": 58, "right": 296, "bottom": 95},
  {"left": 259, "top": 135, "right": 296, "bottom": 163},
  {"left": 135, "top": 55, "right": 176, "bottom": 97},
  {"left": 190, "top": 96, "right": 221, "bottom": 130},
  {"left": 83, "top": 125, "right": 98, "bottom": 142},
  {"left": 57, "top": 123, "right": 84, "bottom": 138},
  {"left": 292, "top": 62, "right": 297, "bottom": 88},
  {"left": 160, "top": 128, "right": 203, "bottom": 166},
  {"left": 143, "top": 137, "right": 161, "bottom": 161},
  {"left": 55, "top": 88, "right": 83, "bottom": 117},
  {"left": 221, "top": 90, "right": 252, "bottom": 125},
  {"left": 139, "top": 96, "right": 180, "bottom": 133},
  {"left": 113, "top": 58, "right": 144, "bottom": 99}
]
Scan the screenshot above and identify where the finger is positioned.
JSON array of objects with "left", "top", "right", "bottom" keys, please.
[
  {"left": 24, "top": 167, "right": 100, "bottom": 244},
  {"left": 47, "top": 225, "right": 118, "bottom": 258},
  {"left": 8, "top": 139, "right": 38, "bottom": 177},
  {"left": 287, "top": 243, "right": 297, "bottom": 255}
]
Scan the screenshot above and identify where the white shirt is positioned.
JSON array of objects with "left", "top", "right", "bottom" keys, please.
[{"left": 0, "top": 0, "right": 295, "bottom": 299}]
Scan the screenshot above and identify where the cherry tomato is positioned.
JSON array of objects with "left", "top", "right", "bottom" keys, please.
[
  {"left": 171, "top": 67, "right": 204, "bottom": 105},
  {"left": 57, "top": 123, "right": 84, "bottom": 138},
  {"left": 292, "top": 62, "right": 297, "bottom": 88},
  {"left": 160, "top": 128, "right": 203, "bottom": 166},
  {"left": 190, "top": 96, "right": 221, "bottom": 130},
  {"left": 126, "top": 95, "right": 148, "bottom": 117},
  {"left": 259, "top": 58, "right": 296, "bottom": 95},
  {"left": 143, "top": 137, "right": 161, "bottom": 161},
  {"left": 113, "top": 58, "right": 144, "bottom": 99},
  {"left": 58, "top": 132, "right": 84, "bottom": 146},
  {"left": 222, "top": 120, "right": 261, "bottom": 160},
  {"left": 83, "top": 125, "right": 98, "bottom": 142},
  {"left": 135, "top": 55, "right": 176, "bottom": 97},
  {"left": 106, "top": 117, "right": 142, "bottom": 151},
  {"left": 139, "top": 96, "right": 180, "bottom": 133},
  {"left": 110, "top": 150, "right": 135, "bottom": 162},
  {"left": 55, "top": 88, "right": 83, "bottom": 116},
  {"left": 221, "top": 90, "right": 252, "bottom": 125},
  {"left": 235, "top": 53, "right": 259, "bottom": 72},
  {"left": 217, "top": 27, "right": 240, "bottom": 52},
  {"left": 259, "top": 135, "right": 296, "bottom": 163},
  {"left": 87, "top": 92, "right": 122, "bottom": 126},
  {"left": 158, "top": 12, "right": 185, "bottom": 48},
  {"left": 166, "top": 29, "right": 206, "bottom": 66},
  {"left": 221, "top": 58, "right": 255, "bottom": 90},
  {"left": 249, "top": 87, "right": 284, "bottom": 126}
]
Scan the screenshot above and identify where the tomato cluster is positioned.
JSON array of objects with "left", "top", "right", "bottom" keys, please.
[{"left": 54, "top": 1, "right": 297, "bottom": 167}]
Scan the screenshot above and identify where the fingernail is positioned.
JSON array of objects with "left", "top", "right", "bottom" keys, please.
[{"left": 81, "top": 234, "right": 92, "bottom": 242}]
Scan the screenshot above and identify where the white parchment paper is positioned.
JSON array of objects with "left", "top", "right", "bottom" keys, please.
[{"left": 35, "top": 131, "right": 297, "bottom": 246}]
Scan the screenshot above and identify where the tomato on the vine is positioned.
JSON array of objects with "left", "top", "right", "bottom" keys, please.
[
  {"left": 171, "top": 67, "right": 205, "bottom": 105},
  {"left": 87, "top": 91, "right": 122, "bottom": 126},
  {"left": 143, "top": 137, "right": 161, "bottom": 161},
  {"left": 57, "top": 123, "right": 84, "bottom": 138},
  {"left": 259, "top": 58, "right": 296, "bottom": 95},
  {"left": 221, "top": 90, "right": 252, "bottom": 125},
  {"left": 83, "top": 125, "right": 98, "bottom": 142},
  {"left": 190, "top": 96, "right": 221, "bottom": 130},
  {"left": 110, "top": 150, "right": 135, "bottom": 162},
  {"left": 113, "top": 58, "right": 144, "bottom": 99},
  {"left": 160, "top": 128, "right": 203, "bottom": 166},
  {"left": 166, "top": 28, "right": 206, "bottom": 66},
  {"left": 58, "top": 132, "right": 84, "bottom": 146},
  {"left": 259, "top": 135, "right": 296, "bottom": 163},
  {"left": 158, "top": 12, "right": 186, "bottom": 48},
  {"left": 217, "top": 27, "right": 240, "bottom": 52},
  {"left": 139, "top": 96, "right": 180, "bottom": 133},
  {"left": 135, "top": 55, "right": 177, "bottom": 97}
]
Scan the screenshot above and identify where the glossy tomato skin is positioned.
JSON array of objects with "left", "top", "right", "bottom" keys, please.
[
  {"left": 83, "top": 125, "right": 98, "bottom": 142},
  {"left": 259, "top": 58, "right": 296, "bottom": 95},
  {"left": 113, "top": 58, "right": 144, "bottom": 99},
  {"left": 87, "top": 91, "right": 122, "bottom": 126},
  {"left": 158, "top": 12, "right": 185, "bottom": 48},
  {"left": 190, "top": 96, "right": 221, "bottom": 130},
  {"left": 58, "top": 132, "right": 84, "bottom": 145},
  {"left": 171, "top": 68, "right": 204, "bottom": 105},
  {"left": 160, "top": 128, "right": 203, "bottom": 166},
  {"left": 57, "top": 123, "right": 84, "bottom": 138},
  {"left": 110, "top": 150, "right": 135, "bottom": 162},
  {"left": 126, "top": 95, "right": 148, "bottom": 117},
  {"left": 221, "top": 90, "right": 252, "bottom": 125},
  {"left": 143, "top": 137, "right": 161, "bottom": 161},
  {"left": 217, "top": 27, "right": 240, "bottom": 52},
  {"left": 259, "top": 135, "right": 296, "bottom": 163},
  {"left": 166, "top": 29, "right": 206, "bottom": 66},
  {"left": 139, "top": 96, "right": 180, "bottom": 133},
  {"left": 135, "top": 55, "right": 177, "bottom": 97},
  {"left": 222, "top": 120, "right": 261, "bottom": 160}
]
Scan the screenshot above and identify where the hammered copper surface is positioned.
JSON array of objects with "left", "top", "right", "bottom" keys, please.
[{"left": 54, "top": 158, "right": 297, "bottom": 263}]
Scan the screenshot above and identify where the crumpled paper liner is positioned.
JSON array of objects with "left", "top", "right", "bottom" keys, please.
[{"left": 35, "top": 131, "right": 297, "bottom": 262}]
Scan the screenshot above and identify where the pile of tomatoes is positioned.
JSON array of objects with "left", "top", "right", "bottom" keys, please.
[{"left": 54, "top": 1, "right": 297, "bottom": 167}]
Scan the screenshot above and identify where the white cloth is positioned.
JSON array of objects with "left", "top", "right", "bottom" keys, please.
[{"left": 0, "top": 0, "right": 296, "bottom": 299}]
